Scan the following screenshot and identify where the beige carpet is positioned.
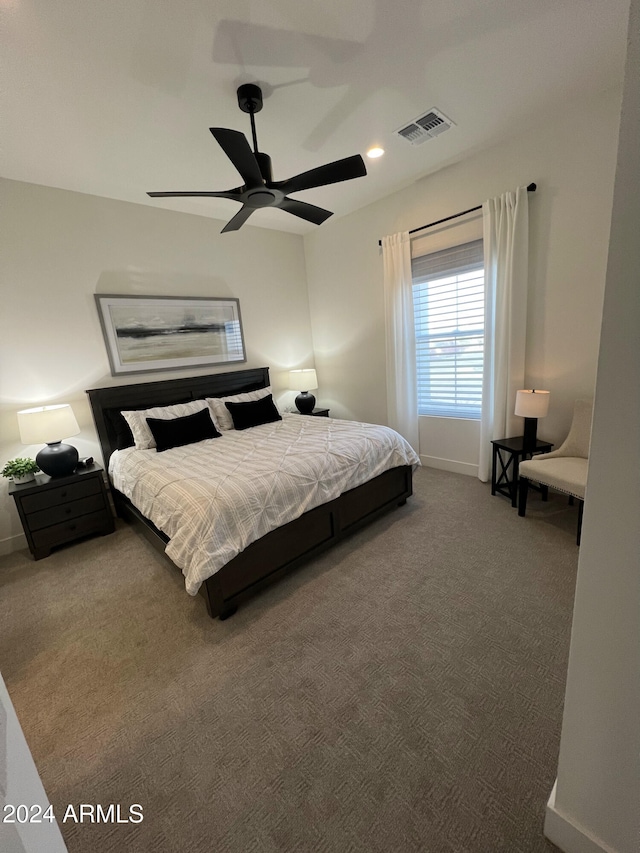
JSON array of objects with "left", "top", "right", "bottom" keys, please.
[{"left": 0, "top": 467, "right": 579, "bottom": 853}]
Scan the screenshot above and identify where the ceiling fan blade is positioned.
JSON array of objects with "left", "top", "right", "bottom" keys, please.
[
  {"left": 210, "top": 128, "right": 264, "bottom": 187},
  {"left": 221, "top": 205, "right": 255, "bottom": 233},
  {"left": 279, "top": 198, "right": 333, "bottom": 225},
  {"left": 147, "top": 190, "right": 241, "bottom": 199},
  {"left": 276, "top": 154, "right": 366, "bottom": 195}
]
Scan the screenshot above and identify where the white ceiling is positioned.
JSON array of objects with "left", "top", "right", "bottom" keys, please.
[{"left": 1, "top": 0, "right": 630, "bottom": 234}]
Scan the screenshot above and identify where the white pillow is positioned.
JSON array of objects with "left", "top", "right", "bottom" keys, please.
[
  {"left": 206, "top": 386, "right": 272, "bottom": 431},
  {"left": 122, "top": 399, "right": 210, "bottom": 449}
]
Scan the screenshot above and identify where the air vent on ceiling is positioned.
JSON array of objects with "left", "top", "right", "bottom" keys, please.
[{"left": 395, "top": 108, "right": 455, "bottom": 145}]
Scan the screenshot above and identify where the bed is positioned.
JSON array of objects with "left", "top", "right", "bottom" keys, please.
[{"left": 87, "top": 367, "right": 417, "bottom": 619}]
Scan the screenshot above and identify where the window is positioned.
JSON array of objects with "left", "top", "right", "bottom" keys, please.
[{"left": 412, "top": 239, "right": 484, "bottom": 419}]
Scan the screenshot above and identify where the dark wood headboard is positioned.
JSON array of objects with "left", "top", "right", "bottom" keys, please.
[{"left": 86, "top": 367, "right": 270, "bottom": 468}]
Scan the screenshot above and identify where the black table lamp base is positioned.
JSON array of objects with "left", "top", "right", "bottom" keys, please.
[
  {"left": 36, "top": 442, "right": 79, "bottom": 477},
  {"left": 295, "top": 392, "right": 316, "bottom": 414},
  {"left": 522, "top": 418, "right": 538, "bottom": 456}
]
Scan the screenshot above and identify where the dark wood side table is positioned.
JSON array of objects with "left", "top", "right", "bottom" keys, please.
[
  {"left": 8, "top": 463, "right": 115, "bottom": 559},
  {"left": 295, "top": 408, "right": 330, "bottom": 417},
  {"left": 491, "top": 437, "right": 553, "bottom": 507}
]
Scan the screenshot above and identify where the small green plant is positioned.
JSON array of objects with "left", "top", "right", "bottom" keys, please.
[{"left": 2, "top": 458, "right": 41, "bottom": 479}]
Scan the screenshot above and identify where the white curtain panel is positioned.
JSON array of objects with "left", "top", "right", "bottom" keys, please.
[
  {"left": 382, "top": 231, "right": 419, "bottom": 452},
  {"left": 478, "top": 186, "right": 529, "bottom": 481}
]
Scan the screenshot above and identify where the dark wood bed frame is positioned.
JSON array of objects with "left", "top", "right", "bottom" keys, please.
[{"left": 86, "top": 367, "right": 413, "bottom": 619}]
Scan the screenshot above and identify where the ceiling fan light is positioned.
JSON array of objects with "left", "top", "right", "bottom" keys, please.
[{"left": 366, "top": 146, "right": 385, "bottom": 159}]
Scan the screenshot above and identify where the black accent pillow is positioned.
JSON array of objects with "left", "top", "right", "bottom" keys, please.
[
  {"left": 225, "top": 394, "right": 282, "bottom": 431},
  {"left": 146, "top": 408, "right": 221, "bottom": 452}
]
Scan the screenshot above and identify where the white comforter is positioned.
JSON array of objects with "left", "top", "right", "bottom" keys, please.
[{"left": 109, "top": 414, "right": 420, "bottom": 595}]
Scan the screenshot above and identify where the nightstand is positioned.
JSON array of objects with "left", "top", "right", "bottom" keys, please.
[
  {"left": 8, "top": 463, "right": 115, "bottom": 560},
  {"left": 296, "top": 408, "right": 330, "bottom": 417},
  {"left": 491, "top": 437, "right": 553, "bottom": 507}
]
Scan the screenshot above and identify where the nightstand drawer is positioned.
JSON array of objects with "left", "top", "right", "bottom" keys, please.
[
  {"left": 27, "top": 493, "right": 107, "bottom": 531},
  {"left": 20, "top": 478, "right": 102, "bottom": 514},
  {"left": 31, "top": 510, "right": 112, "bottom": 550}
]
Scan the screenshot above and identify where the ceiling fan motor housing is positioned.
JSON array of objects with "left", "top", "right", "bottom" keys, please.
[{"left": 237, "top": 83, "right": 263, "bottom": 114}]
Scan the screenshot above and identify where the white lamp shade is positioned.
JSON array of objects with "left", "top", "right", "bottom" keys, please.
[
  {"left": 289, "top": 369, "right": 318, "bottom": 392},
  {"left": 18, "top": 404, "right": 80, "bottom": 444},
  {"left": 515, "top": 390, "right": 550, "bottom": 419}
]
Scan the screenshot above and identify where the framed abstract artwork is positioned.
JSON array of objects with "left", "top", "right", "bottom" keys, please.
[{"left": 95, "top": 294, "right": 246, "bottom": 375}]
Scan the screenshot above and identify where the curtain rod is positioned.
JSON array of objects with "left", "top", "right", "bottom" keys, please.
[{"left": 378, "top": 182, "right": 537, "bottom": 247}]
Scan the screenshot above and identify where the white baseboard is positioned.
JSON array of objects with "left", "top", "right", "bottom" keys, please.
[
  {"left": 544, "top": 781, "right": 618, "bottom": 853},
  {"left": 420, "top": 454, "right": 478, "bottom": 477},
  {"left": 0, "top": 533, "right": 27, "bottom": 556}
]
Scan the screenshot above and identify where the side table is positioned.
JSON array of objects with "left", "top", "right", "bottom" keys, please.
[
  {"left": 491, "top": 437, "right": 553, "bottom": 507},
  {"left": 8, "top": 463, "right": 115, "bottom": 559},
  {"left": 294, "top": 408, "right": 330, "bottom": 417}
]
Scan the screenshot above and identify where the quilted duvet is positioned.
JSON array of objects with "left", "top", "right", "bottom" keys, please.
[{"left": 109, "top": 413, "right": 420, "bottom": 595}]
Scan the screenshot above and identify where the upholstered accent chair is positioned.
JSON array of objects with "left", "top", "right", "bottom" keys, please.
[{"left": 518, "top": 399, "right": 593, "bottom": 544}]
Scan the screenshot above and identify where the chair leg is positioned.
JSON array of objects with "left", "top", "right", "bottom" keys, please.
[
  {"left": 577, "top": 500, "right": 584, "bottom": 545},
  {"left": 541, "top": 485, "right": 549, "bottom": 502},
  {"left": 518, "top": 476, "right": 529, "bottom": 517}
]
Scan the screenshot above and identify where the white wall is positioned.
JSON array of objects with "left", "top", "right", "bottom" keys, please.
[
  {"left": 0, "top": 672, "right": 67, "bottom": 852},
  {"left": 544, "top": 0, "right": 640, "bottom": 850},
  {"left": 303, "top": 87, "right": 621, "bottom": 473},
  {"left": 0, "top": 179, "right": 311, "bottom": 553}
]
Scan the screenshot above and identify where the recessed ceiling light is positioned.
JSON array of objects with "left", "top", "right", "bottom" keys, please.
[{"left": 366, "top": 146, "right": 385, "bottom": 159}]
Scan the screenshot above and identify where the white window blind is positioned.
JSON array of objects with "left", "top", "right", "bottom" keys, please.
[{"left": 412, "top": 239, "right": 484, "bottom": 419}]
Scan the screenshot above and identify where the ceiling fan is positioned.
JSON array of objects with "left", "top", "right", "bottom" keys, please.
[{"left": 148, "top": 84, "right": 367, "bottom": 233}]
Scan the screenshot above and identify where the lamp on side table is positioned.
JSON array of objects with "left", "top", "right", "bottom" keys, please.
[
  {"left": 289, "top": 369, "right": 319, "bottom": 414},
  {"left": 515, "top": 389, "right": 550, "bottom": 456},
  {"left": 17, "top": 404, "right": 80, "bottom": 478}
]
